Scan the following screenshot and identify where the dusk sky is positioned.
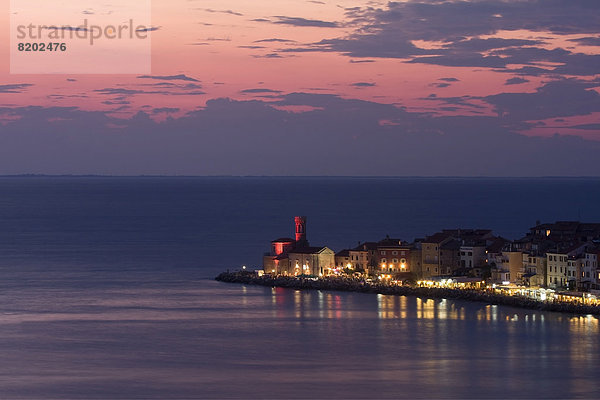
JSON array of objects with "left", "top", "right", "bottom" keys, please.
[{"left": 2, "top": 0, "right": 600, "bottom": 176}]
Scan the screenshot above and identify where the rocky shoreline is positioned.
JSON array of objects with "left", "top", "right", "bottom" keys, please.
[{"left": 215, "top": 271, "right": 600, "bottom": 316}]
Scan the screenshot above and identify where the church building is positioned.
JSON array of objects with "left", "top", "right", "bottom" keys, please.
[{"left": 263, "top": 216, "right": 335, "bottom": 276}]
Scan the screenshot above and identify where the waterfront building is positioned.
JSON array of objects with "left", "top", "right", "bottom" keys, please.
[
  {"left": 587, "top": 249, "right": 600, "bottom": 290},
  {"left": 576, "top": 247, "right": 599, "bottom": 291},
  {"left": 503, "top": 247, "right": 524, "bottom": 284},
  {"left": 270, "top": 238, "right": 295, "bottom": 257},
  {"left": 421, "top": 231, "right": 454, "bottom": 278},
  {"left": 349, "top": 242, "right": 378, "bottom": 274},
  {"left": 546, "top": 243, "right": 588, "bottom": 290},
  {"left": 517, "top": 221, "right": 600, "bottom": 254},
  {"left": 409, "top": 241, "right": 423, "bottom": 279},
  {"left": 528, "top": 221, "right": 600, "bottom": 243},
  {"left": 262, "top": 217, "right": 600, "bottom": 295},
  {"left": 491, "top": 268, "right": 511, "bottom": 283},
  {"left": 487, "top": 238, "right": 511, "bottom": 282},
  {"left": 263, "top": 216, "right": 335, "bottom": 276},
  {"left": 460, "top": 240, "right": 487, "bottom": 270},
  {"left": 263, "top": 246, "right": 291, "bottom": 275},
  {"left": 287, "top": 246, "right": 336, "bottom": 276},
  {"left": 422, "top": 229, "right": 494, "bottom": 278},
  {"left": 522, "top": 252, "right": 547, "bottom": 287},
  {"left": 375, "top": 237, "right": 411, "bottom": 276},
  {"left": 440, "top": 239, "right": 462, "bottom": 275},
  {"left": 335, "top": 249, "right": 352, "bottom": 270}
]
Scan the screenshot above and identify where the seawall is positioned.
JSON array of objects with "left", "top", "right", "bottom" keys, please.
[{"left": 215, "top": 272, "right": 600, "bottom": 316}]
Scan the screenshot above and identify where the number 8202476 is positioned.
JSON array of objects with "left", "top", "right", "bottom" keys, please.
[{"left": 17, "top": 42, "right": 67, "bottom": 52}]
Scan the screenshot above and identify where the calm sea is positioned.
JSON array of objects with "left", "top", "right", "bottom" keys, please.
[{"left": 0, "top": 177, "right": 599, "bottom": 399}]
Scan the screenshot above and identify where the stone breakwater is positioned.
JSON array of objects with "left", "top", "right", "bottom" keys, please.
[{"left": 215, "top": 272, "right": 600, "bottom": 316}]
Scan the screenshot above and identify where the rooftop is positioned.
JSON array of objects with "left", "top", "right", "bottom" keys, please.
[
  {"left": 289, "top": 246, "right": 330, "bottom": 254},
  {"left": 335, "top": 249, "right": 351, "bottom": 257},
  {"left": 377, "top": 237, "right": 405, "bottom": 248},
  {"left": 271, "top": 237, "right": 295, "bottom": 243}
]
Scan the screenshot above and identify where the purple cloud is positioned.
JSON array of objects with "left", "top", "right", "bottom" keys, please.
[
  {"left": 137, "top": 75, "right": 200, "bottom": 83},
  {"left": 2, "top": 92, "right": 599, "bottom": 176},
  {"left": 0, "top": 84, "right": 33, "bottom": 93}
]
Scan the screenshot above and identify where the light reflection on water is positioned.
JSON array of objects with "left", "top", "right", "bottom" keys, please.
[
  {"left": 2, "top": 177, "right": 600, "bottom": 398},
  {"left": 1, "top": 279, "right": 600, "bottom": 399},
  {"left": 261, "top": 286, "right": 600, "bottom": 399}
]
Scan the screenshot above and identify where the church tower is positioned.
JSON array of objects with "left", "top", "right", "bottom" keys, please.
[{"left": 295, "top": 216, "right": 308, "bottom": 246}]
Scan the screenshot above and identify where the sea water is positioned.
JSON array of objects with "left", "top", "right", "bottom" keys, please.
[{"left": 0, "top": 177, "right": 599, "bottom": 398}]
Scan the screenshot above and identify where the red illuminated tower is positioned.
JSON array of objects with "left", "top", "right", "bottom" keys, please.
[{"left": 295, "top": 216, "right": 308, "bottom": 246}]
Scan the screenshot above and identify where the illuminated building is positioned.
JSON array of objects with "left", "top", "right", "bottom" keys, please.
[
  {"left": 263, "top": 216, "right": 335, "bottom": 276},
  {"left": 334, "top": 250, "right": 352, "bottom": 270},
  {"left": 522, "top": 252, "right": 547, "bottom": 287},
  {"left": 287, "top": 246, "right": 335, "bottom": 276},
  {"left": 375, "top": 236, "right": 412, "bottom": 278},
  {"left": 546, "top": 243, "right": 588, "bottom": 290},
  {"left": 261, "top": 218, "right": 600, "bottom": 296},
  {"left": 349, "top": 242, "right": 378, "bottom": 275}
]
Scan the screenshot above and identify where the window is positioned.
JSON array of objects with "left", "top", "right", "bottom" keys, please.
[
  {"left": 392, "top": 251, "right": 398, "bottom": 255},
  {"left": 381, "top": 258, "right": 387, "bottom": 263},
  {"left": 392, "top": 258, "right": 398, "bottom": 263},
  {"left": 381, "top": 251, "right": 386, "bottom": 255}
]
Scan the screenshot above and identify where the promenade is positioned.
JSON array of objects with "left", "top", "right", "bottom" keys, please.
[{"left": 216, "top": 271, "right": 600, "bottom": 316}]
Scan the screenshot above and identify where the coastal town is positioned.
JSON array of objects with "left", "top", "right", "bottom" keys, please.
[{"left": 254, "top": 217, "right": 600, "bottom": 308}]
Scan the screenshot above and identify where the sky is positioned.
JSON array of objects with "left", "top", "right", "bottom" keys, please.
[{"left": 1, "top": 0, "right": 600, "bottom": 176}]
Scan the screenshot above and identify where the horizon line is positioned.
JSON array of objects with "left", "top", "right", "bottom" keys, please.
[{"left": 1, "top": 174, "right": 600, "bottom": 179}]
